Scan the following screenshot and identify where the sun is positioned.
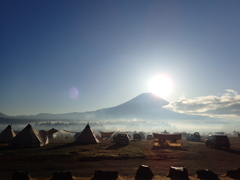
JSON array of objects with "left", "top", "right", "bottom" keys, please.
[{"left": 148, "top": 74, "right": 173, "bottom": 98}]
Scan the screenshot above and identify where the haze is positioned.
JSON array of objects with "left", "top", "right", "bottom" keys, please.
[{"left": 1, "top": 1, "right": 240, "bottom": 132}]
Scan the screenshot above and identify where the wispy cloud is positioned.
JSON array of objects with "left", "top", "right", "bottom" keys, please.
[{"left": 164, "top": 89, "right": 240, "bottom": 121}]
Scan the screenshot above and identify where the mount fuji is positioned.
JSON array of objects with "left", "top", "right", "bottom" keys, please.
[{"left": 0, "top": 93, "right": 209, "bottom": 122}]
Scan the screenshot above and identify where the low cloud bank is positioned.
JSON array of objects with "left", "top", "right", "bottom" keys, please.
[{"left": 164, "top": 89, "right": 240, "bottom": 121}]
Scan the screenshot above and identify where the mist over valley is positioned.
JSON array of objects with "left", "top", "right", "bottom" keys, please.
[{"left": 1, "top": 93, "right": 238, "bottom": 134}]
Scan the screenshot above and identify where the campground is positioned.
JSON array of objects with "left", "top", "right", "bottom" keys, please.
[{"left": 0, "top": 136, "right": 240, "bottom": 180}]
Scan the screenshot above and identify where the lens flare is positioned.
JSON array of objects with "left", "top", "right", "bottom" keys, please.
[
  {"left": 69, "top": 87, "right": 79, "bottom": 100},
  {"left": 148, "top": 74, "right": 173, "bottom": 98}
]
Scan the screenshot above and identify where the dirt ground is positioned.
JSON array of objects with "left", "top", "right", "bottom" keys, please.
[
  {"left": 29, "top": 176, "right": 234, "bottom": 180},
  {"left": 1, "top": 137, "right": 240, "bottom": 180}
]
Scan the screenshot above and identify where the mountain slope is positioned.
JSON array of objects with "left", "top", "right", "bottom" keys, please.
[
  {"left": 95, "top": 93, "right": 170, "bottom": 119},
  {"left": 0, "top": 93, "right": 216, "bottom": 122},
  {"left": 118, "top": 93, "right": 169, "bottom": 108},
  {"left": 0, "top": 112, "right": 8, "bottom": 118}
]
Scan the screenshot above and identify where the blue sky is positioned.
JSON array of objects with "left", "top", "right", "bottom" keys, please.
[{"left": 1, "top": 0, "right": 240, "bottom": 118}]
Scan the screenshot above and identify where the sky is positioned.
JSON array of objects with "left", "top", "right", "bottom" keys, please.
[{"left": 1, "top": 0, "right": 240, "bottom": 119}]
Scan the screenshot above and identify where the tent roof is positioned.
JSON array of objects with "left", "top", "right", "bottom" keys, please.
[
  {"left": 75, "top": 124, "right": 99, "bottom": 144},
  {"left": 58, "top": 129, "right": 77, "bottom": 134},
  {"left": 9, "top": 124, "right": 45, "bottom": 147},
  {"left": 47, "top": 128, "right": 58, "bottom": 134},
  {"left": 99, "top": 131, "right": 115, "bottom": 138},
  {"left": 0, "top": 125, "right": 16, "bottom": 143}
]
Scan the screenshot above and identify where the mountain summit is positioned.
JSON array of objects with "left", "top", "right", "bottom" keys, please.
[
  {"left": 93, "top": 93, "right": 170, "bottom": 120},
  {"left": 118, "top": 93, "right": 169, "bottom": 109}
]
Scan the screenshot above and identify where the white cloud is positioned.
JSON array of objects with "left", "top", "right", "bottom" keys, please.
[{"left": 163, "top": 89, "right": 240, "bottom": 121}]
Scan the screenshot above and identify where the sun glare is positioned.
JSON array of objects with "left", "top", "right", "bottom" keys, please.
[{"left": 148, "top": 74, "right": 173, "bottom": 98}]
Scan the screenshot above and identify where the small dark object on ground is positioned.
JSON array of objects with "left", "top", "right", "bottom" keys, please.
[
  {"left": 11, "top": 171, "right": 31, "bottom": 180},
  {"left": 50, "top": 171, "right": 75, "bottom": 180},
  {"left": 226, "top": 168, "right": 240, "bottom": 179},
  {"left": 115, "top": 133, "right": 130, "bottom": 145},
  {"left": 133, "top": 133, "right": 142, "bottom": 141},
  {"left": 167, "top": 166, "right": 189, "bottom": 180},
  {"left": 196, "top": 169, "right": 219, "bottom": 180},
  {"left": 135, "top": 164, "right": 154, "bottom": 180},
  {"left": 91, "top": 170, "right": 119, "bottom": 180}
]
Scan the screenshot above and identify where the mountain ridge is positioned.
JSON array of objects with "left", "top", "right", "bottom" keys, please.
[{"left": 0, "top": 93, "right": 219, "bottom": 122}]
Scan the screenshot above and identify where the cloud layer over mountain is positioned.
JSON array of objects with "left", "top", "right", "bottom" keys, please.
[{"left": 164, "top": 89, "right": 240, "bottom": 121}]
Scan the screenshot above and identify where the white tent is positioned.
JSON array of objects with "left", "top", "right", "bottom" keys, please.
[
  {"left": 47, "top": 128, "right": 58, "bottom": 138},
  {"left": 99, "top": 131, "right": 115, "bottom": 139},
  {"left": 0, "top": 125, "right": 16, "bottom": 143},
  {"left": 39, "top": 130, "right": 49, "bottom": 145},
  {"left": 9, "top": 124, "right": 48, "bottom": 147},
  {"left": 74, "top": 124, "right": 99, "bottom": 144},
  {"left": 57, "top": 129, "right": 77, "bottom": 139}
]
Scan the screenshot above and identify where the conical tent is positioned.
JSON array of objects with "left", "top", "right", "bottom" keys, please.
[
  {"left": 9, "top": 124, "right": 47, "bottom": 147},
  {"left": 0, "top": 125, "right": 16, "bottom": 143},
  {"left": 74, "top": 124, "right": 99, "bottom": 144}
]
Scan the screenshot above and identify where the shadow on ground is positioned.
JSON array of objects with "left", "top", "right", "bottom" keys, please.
[
  {"left": 106, "top": 144, "right": 129, "bottom": 150},
  {"left": 41, "top": 142, "right": 85, "bottom": 151},
  {"left": 219, "top": 148, "right": 240, "bottom": 155},
  {"left": 131, "top": 140, "right": 142, "bottom": 142}
]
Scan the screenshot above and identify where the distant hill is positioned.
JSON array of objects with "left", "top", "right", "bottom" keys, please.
[
  {"left": 0, "top": 112, "right": 8, "bottom": 118},
  {"left": 0, "top": 93, "right": 215, "bottom": 122}
]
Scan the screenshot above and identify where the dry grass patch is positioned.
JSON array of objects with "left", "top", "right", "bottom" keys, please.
[{"left": 0, "top": 137, "right": 240, "bottom": 179}]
